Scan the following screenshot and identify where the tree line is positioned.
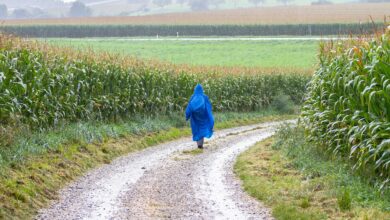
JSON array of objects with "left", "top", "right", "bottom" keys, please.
[{"left": 0, "top": 1, "right": 92, "bottom": 19}]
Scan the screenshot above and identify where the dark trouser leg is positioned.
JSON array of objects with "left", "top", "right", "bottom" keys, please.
[{"left": 197, "top": 138, "right": 204, "bottom": 149}]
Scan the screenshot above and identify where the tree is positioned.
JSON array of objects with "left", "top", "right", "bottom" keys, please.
[
  {"left": 12, "top": 9, "right": 31, "bottom": 19},
  {"left": 249, "top": 0, "right": 266, "bottom": 6},
  {"left": 68, "top": 1, "right": 92, "bottom": 17},
  {"left": 189, "top": 0, "right": 209, "bottom": 11},
  {"left": 232, "top": 0, "right": 240, "bottom": 7},
  {"left": 128, "top": 0, "right": 149, "bottom": 3},
  {"left": 358, "top": 0, "right": 390, "bottom": 2},
  {"left": 0, "top": 4, "right": 7, "bottom": 19},
  {"left": 31, "top": 7, "right": 49, "bottom": 18},
  {"left": 311, "top": 0, "right": 332, "bottom": 5},
  {"left": 211, "top": 0, "right": 225, "bottom": 8},
  {"left": 177, "top": 0, "right": 188, "bottom": 5},
  {"left": 277, "top": 0, "right": 294, "bottom": 5},
  {"left": 153, "top": 0, "right": 172, "bottom": 7}
]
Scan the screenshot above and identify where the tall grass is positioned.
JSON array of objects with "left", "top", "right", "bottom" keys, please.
[{"left": 301, "top": 29, "right": 390, "bottom": 189}]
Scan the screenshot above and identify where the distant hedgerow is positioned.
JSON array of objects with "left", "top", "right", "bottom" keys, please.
[{"left": 0, "top": 23, "right": 380, "bottom": 38}]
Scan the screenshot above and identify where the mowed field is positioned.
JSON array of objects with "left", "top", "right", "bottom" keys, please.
[
  {"left": 5, "top": 3, "right": 390, "bottom": 25},
  {"left": 46, "top": 38, "right": 318, "bottom": 69}
]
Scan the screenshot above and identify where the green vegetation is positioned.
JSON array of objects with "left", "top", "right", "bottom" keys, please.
[
  {"left": 0, "top": 34, "right": 304, "bottom": 219},
  {"left": 270, "top": 93, "right": 297, "bottom": 114},
  {"left": 338, "top": 188, "right": 352, "bottom": 211},
  {"left": 0, "top": 36, "right": 309, "bottom": 136},
  {"left": 0, "top": 111, "right": 294, "bottom": 219},
  {"left": 235, "top": 125, "right": 390, "bottom": 220},
  {"left": 1, "top": 23, "right": 379, "bottom": 38},
  {"left": 0, "top": 111, "right": 290, "bottom": 167},
  {"left": 301, "top": 31, "right": 390, "bottom": 188},
  {"left": 46, "top": 38, "right": 318, "bottom": 68},
  {"left": 182, "top": 148, "right": 203, "bottom": 155},
  {"left": 234, "top": 29, "right": 390, "bottom": 220}
]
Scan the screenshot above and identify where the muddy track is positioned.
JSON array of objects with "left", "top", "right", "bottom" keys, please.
[{"left": 37, "top": 121, "right": 293, "bottom": 220}]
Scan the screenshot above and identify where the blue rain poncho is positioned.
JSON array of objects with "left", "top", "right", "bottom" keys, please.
[{"left": 185, "top": 84, "right": 214, "bottom": 141}]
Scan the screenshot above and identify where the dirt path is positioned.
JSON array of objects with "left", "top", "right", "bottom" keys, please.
[{"left": 37, "top": 121, "right": 292, "bottom": 220}]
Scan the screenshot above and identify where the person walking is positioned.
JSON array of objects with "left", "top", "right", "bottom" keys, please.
[{"left": 185, "top": 84, "right": 214, "bottom": 149}]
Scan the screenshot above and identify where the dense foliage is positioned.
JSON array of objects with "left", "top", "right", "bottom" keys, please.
[
  {"left": 302, "top": 31, "right": 390, "bottom": 189},
  {"left": 0, "top": 37, "right": 309, "bottom": 132},
  {"left": 1, "top": 23, "right": 379, "bottom": 38}
]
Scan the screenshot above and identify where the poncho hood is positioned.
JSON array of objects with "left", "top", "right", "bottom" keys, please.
[{"left": 194, "top": 84, "right": 204, "bottom": 95}]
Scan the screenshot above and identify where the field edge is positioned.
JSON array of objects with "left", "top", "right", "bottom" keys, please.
[{"left": 234, "top": 126, "right": 390, "bottom": 219}]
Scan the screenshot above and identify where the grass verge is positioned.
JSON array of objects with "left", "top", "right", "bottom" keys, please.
[
  {"left": 0, "top": 110, "right": 293, "bottom": 219},
  {"left": 234, "top": 125, "right": 390, "bottom": 220}
]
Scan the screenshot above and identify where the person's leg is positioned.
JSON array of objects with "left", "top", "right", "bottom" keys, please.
[
  {"left": 197, "top": 138, "right": 204, "bottom": 149},
  {"left": 196, "top": 139, "right": 201, "bottom": 148}
]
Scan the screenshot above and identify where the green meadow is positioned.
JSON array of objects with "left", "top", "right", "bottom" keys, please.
[{"left": 45, "top": 38, "right": 318, "bottom": 69}]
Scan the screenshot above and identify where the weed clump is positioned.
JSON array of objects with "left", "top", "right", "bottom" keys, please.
[
  {"left": 300, "top": 197, "right": 310, "bottom": 209},
  {"left": 271, "top": 93, "right": 296, "bottom": 114},
  {"left": 338, "top": 188, "right": 352, "bottom": 211}
]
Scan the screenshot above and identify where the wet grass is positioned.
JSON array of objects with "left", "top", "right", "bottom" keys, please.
[
  {"left": 0, "top": 110, "right": 294, "bottom": 219},
  {"left": 235, "top": 126, "right": 390, "bottom": 219}
]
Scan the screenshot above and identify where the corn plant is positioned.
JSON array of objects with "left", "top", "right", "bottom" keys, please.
[
  {"left": 0, "top": 35, "right": 309, "bottom": 133},
  {"left": 301, "top": 31, "right": 390, "bottom": 189}
]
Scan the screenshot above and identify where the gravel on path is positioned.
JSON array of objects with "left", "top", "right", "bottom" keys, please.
[{"left": 36, "top": 121, "right": 293, "bottom": 220}]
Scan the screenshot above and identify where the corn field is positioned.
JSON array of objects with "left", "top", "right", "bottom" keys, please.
[
  {"left": 1, "top": 23, "right": 380, "bottom": 38},
  {"left": 0, "top": 35, "right": 309, "bottom": 131},
  {"left": 301, "top": 31, "right": 390, "bottom": 188}
]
